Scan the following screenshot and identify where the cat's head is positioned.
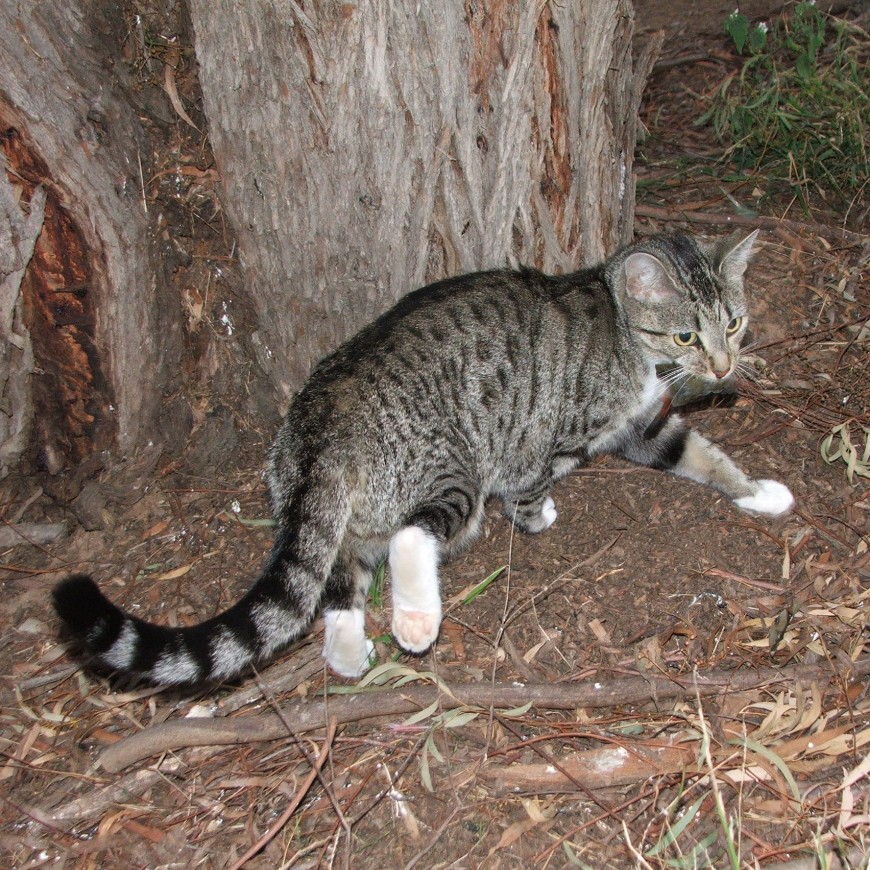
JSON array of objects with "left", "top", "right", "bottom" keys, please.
[{"left": 609, "top": 231, "right": 758, "bottom": 383}]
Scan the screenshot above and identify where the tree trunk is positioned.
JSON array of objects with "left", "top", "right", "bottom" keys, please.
[
  {"left": 0, "top": 2, "right": 181, "bottom": 475},
  {"left": 0, "top": 0, "right": 656, "bottom": 477},
  {"left": 189, "top": 0, "right": 657, "bottom": 402}
]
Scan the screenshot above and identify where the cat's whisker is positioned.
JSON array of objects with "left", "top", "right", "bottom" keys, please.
[
  {"left": 669, "top": 373, "right": 695, "bottom": 405},
  {"left": 739, "top": 337, "right": 768, "bottom": 354},
  {"left": 734, "top": 356, "right": 761, "bottom": 384},
  {"left": 656, "top": 368, "right": 691, "bottom": 397}
]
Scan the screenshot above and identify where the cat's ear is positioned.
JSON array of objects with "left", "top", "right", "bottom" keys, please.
[
  {"left": 714, "top": 230, "right": 759, "bottom": 282},
  {"left": 623, "top": 253, "right": 680, "bottom": 304}
]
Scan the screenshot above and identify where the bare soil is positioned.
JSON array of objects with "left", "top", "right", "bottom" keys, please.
[{"left": 2, "top": 3, "right": 868, "bottom": 868}]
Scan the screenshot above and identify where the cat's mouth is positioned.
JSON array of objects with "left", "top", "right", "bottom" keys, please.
[{"left": 656, "top": 363, "right": 737, "bottom": 407}]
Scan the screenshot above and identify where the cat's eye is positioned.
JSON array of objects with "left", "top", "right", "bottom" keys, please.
[
  {"left": 673, "top": 331, "right": 699, "bottom": 347},
  {"left": 726, "top": 316, "right": 744, "bottom": 335}
]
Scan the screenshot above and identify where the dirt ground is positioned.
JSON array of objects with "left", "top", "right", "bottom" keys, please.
[{"left": 2, "top": 3, "right": 869, "bottom": 869}]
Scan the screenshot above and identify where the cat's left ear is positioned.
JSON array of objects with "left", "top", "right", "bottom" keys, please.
[{"left": 714, "top": 230, "right": 759, "bottom": 283}]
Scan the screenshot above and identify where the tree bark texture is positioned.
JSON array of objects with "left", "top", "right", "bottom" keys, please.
[
  {"left": 190, "top": 0, "right": 656, "bottom": 401},
  {"left": 0, "top": 2, "right": 180, "bottom": 469},
  {"left": 0, "top": 165, "right": 44, "bottom": 478}
]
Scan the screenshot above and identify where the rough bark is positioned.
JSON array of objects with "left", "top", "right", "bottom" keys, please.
[
  {"left": 0, "top": 165, "right": 44, "bottom": 477},
  {"left": 0, "top": 1, "right": 180, "bottom": 468},
  {"left": 190, "top": 0, "right": 657, "bottom": 401},
  {"left": 0, "top": 0, "right": 657, "bottom": 472}
]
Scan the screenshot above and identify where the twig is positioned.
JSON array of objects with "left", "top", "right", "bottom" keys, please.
[
  {"left": 760, "top": 847, "right": 868, "bottom": 870},
  {"left": 97, "top": 656, "right": 870, "bottom": 772},
  {"left": 635, "top": 203, "right": 867, "bottom": 245},
  {"left": 228, "top": 717, "right": 336, "bottom": 870}
]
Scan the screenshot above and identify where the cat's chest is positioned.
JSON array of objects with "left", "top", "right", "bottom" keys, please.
[{"left": 586, "top": 366, "right": 661, "bottom": 454}]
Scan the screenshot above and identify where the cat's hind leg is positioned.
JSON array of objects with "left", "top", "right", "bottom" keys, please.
[
  {"left": 389, "top": 526, "right": 442, "bottom": 653},
  {"left": 391, "top": 485, "right": 486, "bottom": 653},
  {"left": 322, "top": 557, "right": 376, "bottom": 678}
]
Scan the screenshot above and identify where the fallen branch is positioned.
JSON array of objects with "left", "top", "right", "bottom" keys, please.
[
  {"left": 99, "top": 656, "right": 870, "bottom": 773},
  {"left": 485, "top": 742, "right": 695, "bottom": 795},
  {"left": 635, "top": 203, "right": 866, "bottom": 245}
]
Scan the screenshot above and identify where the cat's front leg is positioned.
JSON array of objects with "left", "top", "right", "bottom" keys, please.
[
  {"left": 502, "top": 482, "right": 558, "bottom": 533},
  {"left": 619, "top": 414, "right": 794, "bottom": 516}
]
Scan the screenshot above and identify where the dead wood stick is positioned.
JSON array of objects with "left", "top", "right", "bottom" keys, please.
[
  {"left": 39, "top": 764, "right": 178, "bottom": 824},
  {"left": 761, "top": 847, "right": 867, "bottom": 870},
  {"left": 635, "top": 203, "right": 866, "bottom": 245},
  {"left": 485, "top": 742, "right": 696, "bottom": 795},
  {"left": 99, "top": 656, "right": 870, "bottom": 773}
]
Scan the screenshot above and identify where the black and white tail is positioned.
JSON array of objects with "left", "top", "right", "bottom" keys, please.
[{"left": 52, "top": 475, "right": 350, "bottom": 686}]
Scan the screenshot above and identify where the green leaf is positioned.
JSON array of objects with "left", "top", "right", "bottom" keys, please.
[
  {"left": 645, "top": 795, "right": 705, "bottom": 857},
  {"left": 748, "top": 25, "right": 768, "bottom": 54},
  {"left": 402, "top": 699, "right": 440, "bottom": 726},
  {"left": 442, "top": 709, "right": 480, "bottom": 728},
  {"left": 461, "top": 565, "right": 507, "bottom": 605},
  {"left": 730, "top": 735, "right": 801, "bottom": 801},
  {"left": 420, "top": 738, "right": 434, "bottom": 791},
  {"left": 426, "top": 731, "right": 445, "bottom": 763},
  {"left": 725, "top": 12, "right": 750, "bottom": 53},
  {"left": 499, "top": 700, "right": 534, "bottom": 719},
  {"left": 796, "top": 53, "right": 815, "bottom": 81}
]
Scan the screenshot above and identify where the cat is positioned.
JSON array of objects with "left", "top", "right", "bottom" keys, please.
[{"left": 53, "top": 231, "right": 794, "bottom": 686}]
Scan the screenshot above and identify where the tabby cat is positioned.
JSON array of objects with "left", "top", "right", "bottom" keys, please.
[{"left": 53, "top": 231, "right": 794, "bottom": 685}]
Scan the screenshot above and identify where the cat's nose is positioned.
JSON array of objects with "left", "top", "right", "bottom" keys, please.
[{"left": 712, "top": 367, "right": 731, "bottom": 380}]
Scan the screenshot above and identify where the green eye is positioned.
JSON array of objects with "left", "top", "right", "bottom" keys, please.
[
  {"left": 726, "top": 316, "right": 744, "bottom": 335},
  {"left": 674, "top": 331, "right": 699, "bottom": 347}
]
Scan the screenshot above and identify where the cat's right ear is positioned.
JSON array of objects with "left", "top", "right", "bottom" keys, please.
[{"left": 622, "top": 253, "right": 680, "bottom": 304}]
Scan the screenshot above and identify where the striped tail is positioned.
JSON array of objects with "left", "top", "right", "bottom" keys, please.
[{"left": 52, "top": 473, "right": 350, "bottom": 686}]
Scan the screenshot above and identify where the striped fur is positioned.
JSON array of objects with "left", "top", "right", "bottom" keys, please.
[{"left": 52, "top": 232, "right": 793, "bottom": 686}]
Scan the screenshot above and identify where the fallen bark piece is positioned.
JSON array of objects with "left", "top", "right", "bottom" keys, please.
[
  {"left": 0, "top": 521, "right": 69, "bottom": 548},
  {"left": 97, "top": 657, "right": 870, "bottom": 773}
]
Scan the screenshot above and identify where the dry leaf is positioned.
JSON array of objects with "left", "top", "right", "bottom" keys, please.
[
  {"left": 142, "top": 518, "right": 170, "bottom": 540},
  {"left": 154, "top": 564, "right": 193, "bottom": 581},
  {"left": 163, "top": 60, "right": 200, "bottom": 131}
]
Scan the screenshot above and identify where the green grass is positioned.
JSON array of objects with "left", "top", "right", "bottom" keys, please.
[{"left": 699, "top": 3, "right": 870, "bottom": 222}]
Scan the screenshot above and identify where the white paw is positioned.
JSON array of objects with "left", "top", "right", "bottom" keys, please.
[
  {"left": 392, "top": 608, "right": 441, "bottom": 653},
  {"left": 734, "top": 480, "right": 794, "bottom": 516},
  {"left": 323, "top": 609, "right": 377, "bottom": 678},
  {"left": 540, "top": 496, "right": 558, "bottom": 529},
  {"left": 326, "top": 638, "right": 376, "bottom": 679}
]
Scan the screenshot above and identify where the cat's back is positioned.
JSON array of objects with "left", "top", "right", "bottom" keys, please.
[
  {"left": 270, "top": 264, "right": 624, "bottom": 505},
  {"left": 315, "top": 265, "right": 607, "bottom": 389}
]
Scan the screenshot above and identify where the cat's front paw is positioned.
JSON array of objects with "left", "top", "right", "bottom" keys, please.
[
  {"left": 734, "top": 480, "right": 794, "bottom": 516},
  {"left": 510, "top": 495, "right": 558, "bottom": 533},
  {"left": 540, "top": 496, "right": 558, "bottom": 529}
]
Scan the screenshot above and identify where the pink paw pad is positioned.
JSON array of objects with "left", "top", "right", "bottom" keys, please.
[{"left": 392, "top": 609, "right": 440, "bottom": 653}]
